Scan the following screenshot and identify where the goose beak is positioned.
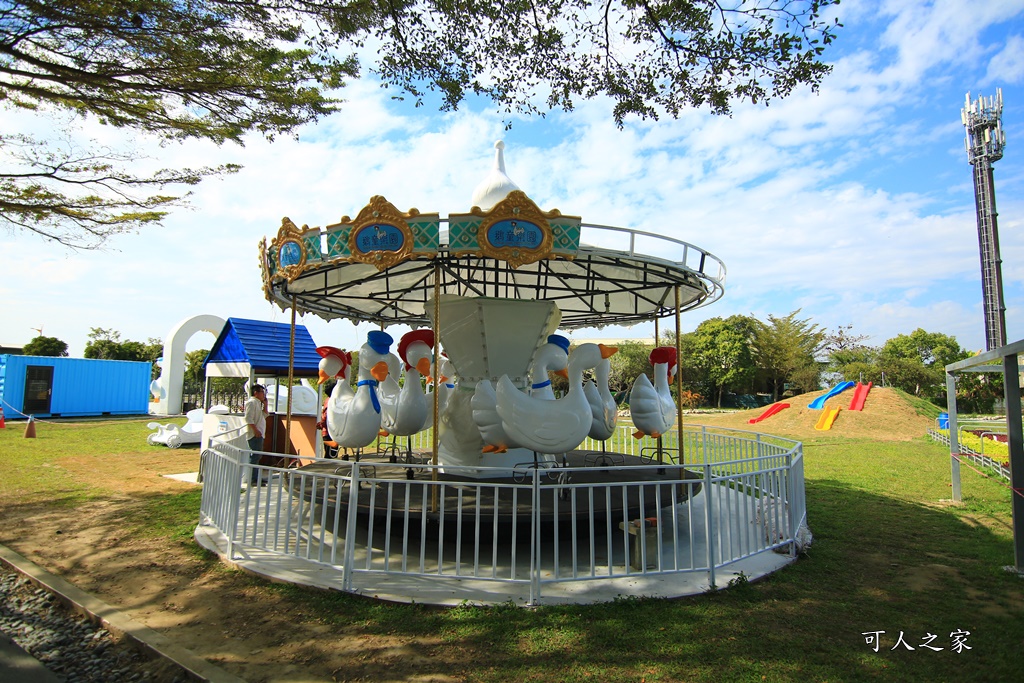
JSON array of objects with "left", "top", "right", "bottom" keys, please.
[
  {"left": 318, "top": 369, "right": 331, "bottom": 385},
  {"left": 554, "top": 368, "right": 569, "bottom": 379},
  {"left": 416, "top": 357, "right": 432, "bottom": 375},
  {"left": 599, "top": 344, "right": 618, "bottom": 359},
  {"left": 371, "top": 361, "right": 390, "bottom": 382}
]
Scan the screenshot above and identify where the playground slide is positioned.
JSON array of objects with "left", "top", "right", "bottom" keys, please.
[
  {"left": 808, "top": 381, "right": 855, "bottom": 410},
  {"left": 848, "top": 381, "right": 873, "bottom": 411},
  {"left": 814, "top": 406, "right": 841, "bottom": 431},
  {"left": 748, "top": 402, "right": 790, "bottom": 424}
]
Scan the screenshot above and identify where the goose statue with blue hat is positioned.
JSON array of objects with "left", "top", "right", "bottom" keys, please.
[{"left": 325, "top": 331, "right": 393, "bottom": 449}]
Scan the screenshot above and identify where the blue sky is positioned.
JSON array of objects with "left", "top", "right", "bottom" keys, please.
[{"left": 2, "top": 0, "right": 1023, "bottom": 358}]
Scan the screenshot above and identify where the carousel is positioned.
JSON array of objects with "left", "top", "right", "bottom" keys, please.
[
  {"left": 196, "top": 142, "right": 807, "bottom": 605},
  {"left": 263, "top": 141, "right": 722, "bottom": 512}
]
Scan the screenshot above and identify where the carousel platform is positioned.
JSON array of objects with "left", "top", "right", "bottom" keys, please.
[{"left": 293, "top": 449, "right": 703, "bottom": 536}]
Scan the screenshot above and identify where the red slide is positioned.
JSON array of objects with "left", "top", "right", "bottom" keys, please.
[
  {"left": 748, "top": 402, "right": 790, "bottom": 424},
  {"left": 848, "top": 382, "right": 873, "bottom": 411}
]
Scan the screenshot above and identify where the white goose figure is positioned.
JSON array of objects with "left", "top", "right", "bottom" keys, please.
[
  {"left": 424, "top": 354, "right": 456, "bottom": 430},
  {"left": 472, "top": 335, "right": 570, "bottom": 453},
  {"left": 326, "top": 331, "right": 393, "bottom": 449},
  {"left": 495, "top": 343, "right": 617, "bottom": 455},
  {"left": 380, "top": 329, "right": 434, "bottom": 437},
  {"left": 583, "top": 348, "right": 619, "bottom": 440},
  {"left": 629, "top": 346, "right": 678, "bottom": 439}
]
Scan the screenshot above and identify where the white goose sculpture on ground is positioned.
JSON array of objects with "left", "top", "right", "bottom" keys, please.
[
  {"left": 380, "top": 329, "right": 434, "bottom": 438},
  {"left": 495, "top": 343, "right": 617, "bottom": 455},
  {"left": 583, "top": 347, "right": 619, "bottom": 441},
  {"left": 629, "top": 346, "right": 678, "bottom": 439},
  {"left": 325, "top": 331, "right": 393, "bottom": 449},
  {"left": 472, "top": 335, "right": 571, "bottom": 453}
]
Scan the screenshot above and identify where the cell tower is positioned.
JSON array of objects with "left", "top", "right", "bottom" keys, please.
[{"left": 962, "top": 89, "right": 1008, "bottom": 350}]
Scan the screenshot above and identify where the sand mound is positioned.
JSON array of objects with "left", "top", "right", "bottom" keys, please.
[{"left": 684, "top": 386, "right": 936, "bottom": 441}]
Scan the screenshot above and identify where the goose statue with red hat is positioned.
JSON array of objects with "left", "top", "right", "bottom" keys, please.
[
  {"left": 629, "top": 346, "right": 678, "bottom": 439},
  {"left": 495, "top": 342, "right": 617, "bottom": 455},
  {"left": 380, "top": 329, "right": 435, "bottom": 437},
  {"left": 324, "top": 331, "right": 393, "bottom": 449},
  {"left": 471, "top": 334, "right": 571, "bottom": 453}
]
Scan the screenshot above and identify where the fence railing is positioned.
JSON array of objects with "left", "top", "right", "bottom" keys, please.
[
  {"left": 927, "top": 429, "right": 1011, "bottom": 481},
  {"left": 199, "top": 425, "right": 805, "bottom": 605}
]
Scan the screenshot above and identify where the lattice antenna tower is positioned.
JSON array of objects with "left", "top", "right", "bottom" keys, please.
[{"left": 962, "top": 89, "right": 1008, "bottom": 350}]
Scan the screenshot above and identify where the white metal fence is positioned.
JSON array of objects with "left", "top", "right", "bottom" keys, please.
[{"left": 199, "top": 425, "right": 805, "bottom": 605}]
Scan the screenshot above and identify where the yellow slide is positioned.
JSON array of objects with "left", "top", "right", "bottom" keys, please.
[{"left": 815, "top": 406, "right": 841, "bottom": 431}]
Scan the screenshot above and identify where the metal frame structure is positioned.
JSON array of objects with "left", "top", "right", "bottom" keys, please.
[
  {"left": 962, "top": 90, "right": 1008, "bottom": 350},
  {"left": 944, "top": 339, "right": 1024, "bottom": 572},
  {"left": 263, "top": 220, "right": 726, "bottom": 330}
]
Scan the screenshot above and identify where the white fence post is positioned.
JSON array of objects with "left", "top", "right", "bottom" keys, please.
[
  {"left": 227, "top": 450, "right": 242, "bottom": 561},
  {"left": 703, "top": 462, "right": 716, "bottom": 590},
  {"left": 343, "top": 464, "right": 361, "bottom": 592},
  {"left": 529, "top": 467, "right": 542, "bottom": 605}
]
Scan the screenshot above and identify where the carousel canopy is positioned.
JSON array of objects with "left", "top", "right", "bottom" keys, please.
[{"left": 260, "top": 143, "right": 726, "bottom": 330}]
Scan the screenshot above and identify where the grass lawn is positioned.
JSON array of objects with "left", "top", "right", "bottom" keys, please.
[{"left": 1, "top": 413, "right": 1021, "bottom": 682}]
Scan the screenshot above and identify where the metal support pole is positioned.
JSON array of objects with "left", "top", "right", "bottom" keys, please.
[
  {"left": 675, "top": 285, "right": 684, "bottom": 464},
  {"left": 285, "top": 296, "right": 296, "bottom": 456},
  {"left": 431, "top": 262, "right": 441, "bottom": 513},
  {"left": 946, "top": 371, "right": 962, "bottom": 502},
  {"left": 1003, "top": 353, "right": 1024, "bottom": 571}
]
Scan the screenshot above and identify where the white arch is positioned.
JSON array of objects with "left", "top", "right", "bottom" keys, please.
[{"left": 150, "top": 314, "right": 226, "bottom": 416}]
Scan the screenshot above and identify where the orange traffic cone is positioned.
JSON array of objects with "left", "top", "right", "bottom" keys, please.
[
  {"left": 24, "top": 415, "right": 36, "bottom": 438},
  {"left": 0, "top": 405, "right": 5, "bottom": 428}
]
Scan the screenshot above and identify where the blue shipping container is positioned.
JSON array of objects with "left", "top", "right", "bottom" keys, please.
[{"left": 0, "top": 355, "right": 151, "bottom": 418}]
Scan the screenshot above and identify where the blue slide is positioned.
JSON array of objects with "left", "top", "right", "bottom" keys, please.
[{"left": 808, "top": 381, "right": 855, "bottom": 410}]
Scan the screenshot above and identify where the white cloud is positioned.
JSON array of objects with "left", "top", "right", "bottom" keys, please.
[{"left": 985, "top": 34, "right": 1024, "bottom": 83}]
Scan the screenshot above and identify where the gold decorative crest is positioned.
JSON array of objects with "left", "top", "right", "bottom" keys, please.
[
  {"left": 340, "top": 196, "right": 418, "bottom": 271},
  {"left": 476, "top": 190, "right": 556, "bottom": 268},
  {"left": 268, "top": 217, "right": 313, "bottom": 283}
]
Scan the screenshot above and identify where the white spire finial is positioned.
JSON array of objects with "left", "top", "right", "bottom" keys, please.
[
  {"left": 472, "top": 140, "right": 520, "bottom": 211},
  {"left": 494, "top": 140, "right": 506, "bottom": 173}
]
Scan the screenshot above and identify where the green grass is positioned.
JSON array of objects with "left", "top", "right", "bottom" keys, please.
[{"left": 2, "top": 416, "right": 1021, "bottom": 681}]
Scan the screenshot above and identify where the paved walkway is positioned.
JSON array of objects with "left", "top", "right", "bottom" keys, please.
[{"left": 0, "top": 631, "right": 62, "bottom": 683}]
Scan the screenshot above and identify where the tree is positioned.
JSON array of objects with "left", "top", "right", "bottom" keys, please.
[
  {"left": 822, "top": 324, "right": 873, "bottom": 384},
  {"left": 184, "top": 349, "right": 210, "bottom": 386},
  {"left": 690, "top": 316, "right": 756, "bottom": 407},
  {"left": 822, "top": 324, "right": 870, "bottom": 357},
  {"left": 2, "top": 0, "right": 841, "bottom": 248},
  {"left": 1, "top": 0, "right": 359, "bottom": 248},
  {"left": 84, "top": 328, "right": 162, "bottom": 373},
  {"left": 879, "top": 329, "right": 968, "bottom": 398},
  {"left": 609, "top": 340, "right": 655, "bottom": 397},
  {"left": 22, "top": 335, "right": 68, "bottom": 357},
  {"left": 750, "top": 310, "right": 824, "bottom": 401},
  {"left": 829, "top": 345, "right": 882, "bottom": 385},
  {"left": 377, "top": 0, "right": 840, "bottom": 125}
]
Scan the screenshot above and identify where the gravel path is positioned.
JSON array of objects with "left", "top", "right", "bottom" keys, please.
[{"left": 0, "top": 566, "right": 187, "bottom": 682}]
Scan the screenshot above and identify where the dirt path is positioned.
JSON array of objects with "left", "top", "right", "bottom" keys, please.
[{"left": 1, "top": 447, "right": 460, "bottom": 683}]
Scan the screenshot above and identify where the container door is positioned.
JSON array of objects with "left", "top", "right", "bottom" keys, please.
[{"left": 23, "top": 365, "right": 54, "bottom": 414}]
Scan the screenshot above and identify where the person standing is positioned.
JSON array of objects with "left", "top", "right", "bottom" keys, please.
[{"left": 244, "top": 383, "right": 268, "bottom": 485}]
